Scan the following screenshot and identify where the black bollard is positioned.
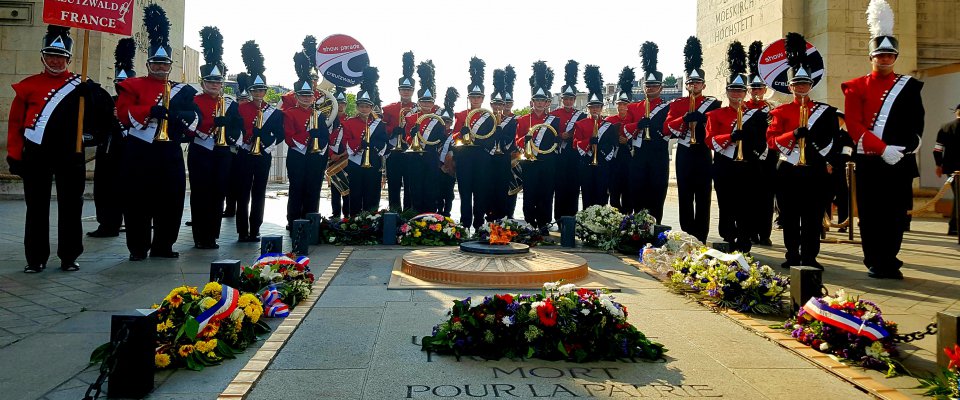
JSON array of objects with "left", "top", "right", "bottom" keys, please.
[
  {"left": 560, "top": 216, "right": 576, "bottom": 248},
  {"left": 383, "top": 213, "right": 399, "bottom": 245},
  {"left": 654, "top": 224, "right": 672, "bottom": 236},
  {"left": 210, "top": 259, "right": 241, "bottom": 288},
  {"left": 291, "top": 219, "right": 310, "bottom": 255},
  {"left": 108, "top": 311, "right": 156, "bottom": 398},
  {"left": 307, "top": 212, "right": 323, "bottom": 245},
  {"left": 260, "top": 235, "right": 283, "bottom": 256},
  {"left": 711, "top": 241, "right": 733, "bottom": 253},
  {"left": 937, "top": 311, "right": 959, "bottom": 369},
  {"left": 790, "top": 266, "right": 823, "bottom": 312}
]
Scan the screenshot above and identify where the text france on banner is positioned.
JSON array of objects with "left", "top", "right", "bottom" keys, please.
[{"left": 43, "top": 0, "right": 135, "bottom": 36}]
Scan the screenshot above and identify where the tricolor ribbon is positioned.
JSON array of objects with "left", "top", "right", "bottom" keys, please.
[
  {"left": 260, "top": 284, "right": 290, "bottom": 318},
  {"left": 802, "top": 298, "right": 890, "bottom": 341},
  {"left": 254, "top": 253, "right": 310, "bottom": 270},
  {"left": 195, "top": 284, "right": 239, "bottom": 337}
]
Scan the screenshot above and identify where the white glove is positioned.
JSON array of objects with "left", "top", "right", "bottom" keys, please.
[{"left": 881, "top": 145, "right": 905, "bottom": 165}]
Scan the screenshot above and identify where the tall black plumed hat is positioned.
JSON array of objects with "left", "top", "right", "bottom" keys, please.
[
  {"left": 242, "top": 40, "right": 267, "bottom": 89},
  {"left": 356, "top": 66, "right": 381, "bottom": 106},
  {"left": 467, "top": 57, "right": 485, "bottom": 96},
  {"left": 785, "top": 32, "right": 812, "bottom": 84},
  {"left": 440, "top": 87, "right": 459, "bottom": 121},
  {"left": 417, "top": 60, "right": 436, "bottom": 101},
  {"left": 302, "top": 35, "right": 318, "bottom": 79},
  {"left": 113, "top": 37, "right": 136, "bottom": 82},
  {"left": 683, "top": 36, "right": 704, "bottom": 82},
  {"left": 400, "top": 51, "right": 415, "bottom": 89},
  {"left": 41, "top": 25, "right": 73, "bottom": 57},
  {"left": 584, "top": 65, "right": 604, "bottom": 106},
  {"left": 529, "top": 61, "right": 554, "bottom": 100},
  {"left": 867, "top": 0, "right": 899, "bottom": 56},
  {"left": 491, "top": 69, "right": 505, "bottom": 104},
  {"left": 640, "top": 41, "right": 662, "bottom": 84},
  {"left": 293, "top": 41, "right": 314, "bottom": 95},
  {"left": 503, "top": 65, "right": 516, "bottom": 102},
  {"left": 616, "top": 66, "right": 635, "bottom": 103},
  {"left": 199, "top": 26, "right": 226, "bottom": 82},
  {"left": 235, "top": 72, "right": 251, "bottom": 99},
  {"left": 560, "top": 60, "right": 579, "bottom": 97},
  {"left": 726, "top": 41, "right": 748, "bottom": 89},
  {"left": 144, "top": 4, "right": 172, "bottom": 63},
  {"left": 748, "top": 41, "right": 766, "bottom": 88}
]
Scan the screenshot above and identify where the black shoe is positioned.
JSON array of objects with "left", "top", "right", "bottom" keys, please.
[
  {"left": 150, "top": 250, "right": 180, "bottom": 258},
  {"left": 87, "top": 229, "right": 119, "bottom": 238},
  {"left": 185, "top": 221, "right": 193, "bottom": 227},
  {"left": 867, "top": 269, "right": 904, "bottom": 280},
  {"left": 948, "top": 229, "right": 958, "bottom": 236},
  {"left": 758, "top": 238, "right": 773, "bottom": 246},
  {"left": 838, "top": 227, "right": 847, "bottom": 233},
  {"left": 194, "top": 243, "right": 219, "bottom": 249},
  {"left": 60, "top": 262, "right": 80, "bottom": 272},
  {"left": 129, "top": 253, "right": 147, "bottom": 261},
  {"left": 222, "top": 210, "right": 236, "bottom": 218},
  {"left": 23, "top": 264, "right": 44, "bottom": 273},
  {"left": 285, "top": 224, "right": 291, "bottom": 231},
  {"left": 802, "top": 261, "right": 824, "bottom": 270},
  {"left": 780, "top": 260, "right": 796, "bottom": 270},
  {"left": 239, "top": 235, "right": 260, "bottom": 243}
]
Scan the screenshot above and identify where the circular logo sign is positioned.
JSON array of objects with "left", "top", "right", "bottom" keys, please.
[
  {"left": 316, "top": 34, "right": 369, "bottom": 88},
  {"left": 758, "top": 39, "right": 825, "bottom": 94}
]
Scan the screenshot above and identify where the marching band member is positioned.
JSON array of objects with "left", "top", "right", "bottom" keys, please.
[
  {"left": 116, "top": 4, "right": 199, "bottom": 261},
  {"left": 403, "top": 61, "right": 442, "bottom": 213},
  {"left": 328, "top": 87, "right": 350, "bottom": 219},
  {"left": 186, "top": 27, "right": 241, "bottom": 249},
  {"left": 768, "top": 32, "right": 840, "bottom": 270},
  {"left": 236, "top": 40, "right": 284, "bottom": 242},
  {"left": 284, "top": 49, "right": 328, "bottom": 228},
  {"left": 608, "top": 67, "right": 636, "bottom": 213},
  {"left": 489, "top": 68, "right": 518, "bottom": 220},
  {"left": 664, "top": 36, "right": 720, "bottom": 243},
  {"left": 343, "top": 66, "right": 389, "bottom": 215},
  {"left": 516, "top": 61, "right": 562, "bottom": 231},
  {"left": 382, "top": 51, "right": 418, "bottom": 211},
  {"left": 279, "top": 36, "right": 320, "bottom": 111},
  {"left": 574, "top": 65, "right": 618, "bottom": 208},
  {"left": 745, "top": 40, "right": 777, "bottom": 246},
  {"left": 842, "top": 0, "right": 924, "bottom": 279},
  {"left": 7, "top": 25, "right": 113, "bottom": 272},
  {"left": 438, "top": 87, "right": 459, "bottom": 216},
  {"left": 89, "top": 38, "right": 136, "bottom": 238},
  {"left": 705, "top": 41, "right": 767, "bottom": 254},
  {"left": 933, "top": 105, "right": 959, "bottom": 236},
  {"left": 502, "top": 66, "right": 520, "bottom": 218},
  {"left": 453, "top": 57, "right": 495, "bottom": 231},
  {"left": 552, "top": 60, "right": 586, "bottom": 220},
  {"left": 626, "top": 42, "right": 670, "bottom": 221}
]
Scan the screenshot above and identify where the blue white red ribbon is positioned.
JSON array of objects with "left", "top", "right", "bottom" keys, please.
[
  {"left": 254, "top": 253, "right": 310, "bottom": 270},
  {"left": 802, "top": 298, "right": 890, "bottom": 341},
  {"left": 196, "top": 284, "right": 239, "bottom": 337},
  {"left": 260, "top": 284, "right": 289, "bottom": 318}
]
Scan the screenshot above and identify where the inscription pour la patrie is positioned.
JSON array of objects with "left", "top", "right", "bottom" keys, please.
[
  {"left": 406, "top": 337, "right": 722, "bottom": 398},
  {"left": 706, "top": 0, "right": 759, "bottom": 44}
]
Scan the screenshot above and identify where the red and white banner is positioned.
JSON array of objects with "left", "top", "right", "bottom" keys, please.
[
  {"left": 316, "top": 34, "right": 369, "bottom": 88},
  {"left": 757, "top": 38, "right": 825, "bottom": 95},
  {"left": 43, "top": 0, "right": 135, "bottom": 36}
]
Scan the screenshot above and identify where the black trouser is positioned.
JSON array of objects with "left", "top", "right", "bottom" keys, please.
[
  {"left": 579, "top": 155, "right": 611, "bottom": 208},
  {"left": 949, "top": 179, "right": 959, "bottom": 232},
  {"left": 187, "top": 144, "right": 231, "bottom": 245},
  {"left": 714, "top": 157, "right": 759, "bottom": 253},
  {"left": 122, "top": 139, "right": 185, "bottom": 256},
  {"left": 237, "top": 150, "right": 271, "bottom": 237},
  {"left": 21, "top": 147, "right": 85, "bottom": 266},
  {"left": 856, "top": 157, "right": 912, "bottom": 273},
  {"left": 286, "top": 150, "right": 326, "bottom": 226},
  {"left": 675, "top": 144, "right": 712, "bottom": 243},
  {"left": 609, "top": 144, "right": 631, "bottom": 211},
  {"left": 521, "top": 155, "right": 557, "bottom": 229},
  {"left": 777, "top": 162, "right": 827, "bottom": 265},
  {"left": 438, "top": 171, "right": 456, "bottom": 216},
  {"left": 93, "top": 138, "right": 123, "bottom": 233},
  {"left": 386, "top": 151, "right": 405, "bottom": 210},
  {"left": 455, "top": 147, "right": 489, "bottom": 229},
  {"left": 346, "top": 159, "right": 382, "bottom": 215},
  {"left": 406, "top": 152, "right": 439, "bottom": 213},
  {"left": 554, "top": 147, "right": 580, "bottom": 221},
  {"left": 756, "top": 154, "right": 778, "bottom": 241},
  {"left": 490, "top": 152, "right": 512, "bottom": 220},
  {"left": 630, "top": 143, "right": 669, "bottom": 222},
  {"left": 224, "top": 149, "right": 241, "bottom": 215},
  {"left": 826, "top": 162, "right": 849, "bottom": 225}
]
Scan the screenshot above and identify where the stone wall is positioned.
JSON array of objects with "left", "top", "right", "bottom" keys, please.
[{"left": 0, "top": 0, "right": 190, "bottom": 174}]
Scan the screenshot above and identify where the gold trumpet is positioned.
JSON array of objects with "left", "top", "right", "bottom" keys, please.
[
  {"left": 393, "top": 106, "right": 411, "bottom": 152},
  {"left": 309, "top": 104, "right": 323, "bottom": 153},
  {"left": 155, "top": 81, "right": 171, "bottom": 141},
  {"left": 250, "top": 106, "right": 264, "bottom": 156},
  {"left": 461, "top": 108, "right": 498, "bottom": 146},
  {"left": 361, "top": 113, "right": 373, "bottom": 168},
  {"left": 492, "top": 109, "right": 504, "bottom": 155},
  {"left": 643, "top": 99, "right": 651, "bottom": 141},
  {"left": 215, "top": 96, "right": 229, "bottom": 147},
  {"left": 590, "top": 116, "right": 599, "bottom": 166},
  {"left": 688, "top": 94, "right": 697, "bottom": 145},
  {"left": 798, "top": 96, "right": 808, "bottom": 166},
  {"left": 734, "top": 102, "right": 745, "bottom": 161}
]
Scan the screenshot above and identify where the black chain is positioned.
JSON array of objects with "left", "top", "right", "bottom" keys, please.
[
  {"left": 83, "top": 324, "right": 131, "bottom": 400},
  {"left": 892, "top": 322, "right": 938, "bottom": 343}
]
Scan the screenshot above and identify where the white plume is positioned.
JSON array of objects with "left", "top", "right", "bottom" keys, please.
[{"left": 866, "top": 0, "right": 895, "bottom": 37}]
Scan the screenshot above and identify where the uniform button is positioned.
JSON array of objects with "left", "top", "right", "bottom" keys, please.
[{"left": 43, "top": 97, "right": 48, "bottom": 101}]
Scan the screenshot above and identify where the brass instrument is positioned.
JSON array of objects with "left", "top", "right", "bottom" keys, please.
[
  {"left": 643, "top": 99, "right": 651, "bottom": 141},
  {"left": 310, "top": 88, "right": 338, "bottom": 154},
  {"left": 688, "top": 94, "right": 697, "bottom": 145},
  {"left": 309, "top": 104, "right": 322, "bottom": 153},
  {"left": 590, "top": 116, "right": 599, "bottom": 166},
  {"left": 408, "top": 113, "right": 445, "bottom": 154},
  {"left": 527, "top": 122, "right": 560, "bottom": 159},
  {"left": 250, "top": 106, "right": 264, "bottom": 156},
  {"left": 155, "top": 81, "right": 171, "bottom": 141},
  {"left": 393, "top": 106, "right": 412, "bottom": 152},
  {"left": 325, "top": 157, "right": 350, "bottom": 196},
  {"left": 522, "top": 130, "right": 537, "bottom": 161},
  {"left": 215, "top": 96, "right": 229, "bottom": 147},
  {"left": 798, "top": 96, "right": 808, "bottom": 166},
  {"left": 492, "top": 108, "right": 504, "bottom": 155},
  {"left": 461, "top": 108, "right": 498, "bottom": 146},
  {"left": 361, "top": 114, "right": 373, "bottom": 168},
  {"left": 734, "top": 102, "right": 745, "bottom": 161}
]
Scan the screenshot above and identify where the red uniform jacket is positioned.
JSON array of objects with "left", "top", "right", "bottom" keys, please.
[
  {"left": 238, "top": 100, "right": 283, "bottom": 152},
  {"left": 664, "top": 95, "right": 720, "bottom": 145},
  {"left": 403, "top": 105, "right": 440, "bottom": 143},
  {"left": 744, "top": 98, "right": 774, "bottom": 113},
  {"left": 572, "top": 116, "right": 616, "bottom": 155},
  {"left": 328, "top": 113, "right": 348, "bottom": 156},
  {"left": 624, "top": 97, "right": 668, "bottom": 140},
  {"left": 514, "top": 111, "right": 558, "bottom": 149},
  {"left": 766, "top": 98, "right": 818, "bottom": 151},
  {"left": 604, "top": 113, "right": 634, "bottom": 143},
  {"left": 706, "top": 105, "right": 767, "bottom": 161},
  {"left": 840, "top": 71, "right": 905, "bottom": 155},
  {"left": 382, "top": 101, "right": 418, "bottom": 143},
  {"left": 283, "top": 105, "right": 312, "bottom": 154},
  {"left": 7, "top": 71, "right": 80, "bottom": 160},
  {"left": 279, "top": 89, "right": 323, "bottom": 111}
]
